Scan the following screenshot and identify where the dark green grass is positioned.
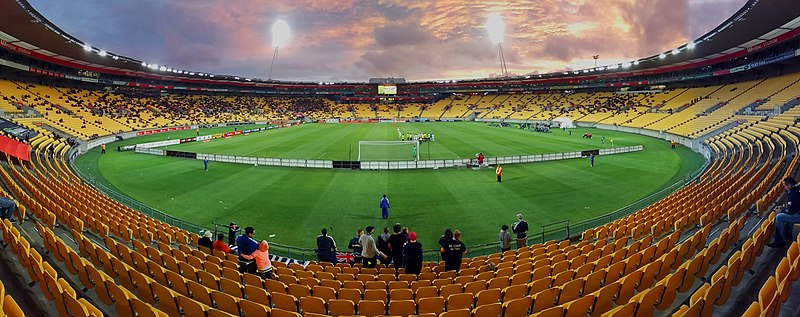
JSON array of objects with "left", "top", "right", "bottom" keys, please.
[{"left": 75, "top": 122, "right": 705, "bottom": 249}]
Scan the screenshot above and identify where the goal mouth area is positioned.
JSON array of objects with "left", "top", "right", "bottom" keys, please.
[{"left": 357, "top": 140, "right": 419, "bottom": 161}]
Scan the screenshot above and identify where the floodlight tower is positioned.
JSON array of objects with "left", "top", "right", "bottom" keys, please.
[
  {"left": 268, "top": 19, "right": 291, "bottom": 80},
  {"left": 486, "top": 12, "right": 508, "bottom": 77}
]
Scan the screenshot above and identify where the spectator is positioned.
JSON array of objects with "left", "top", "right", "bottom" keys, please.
[
  {"left": 198, "top": 231, "right": 214, "bottom": 250},
  {"left": 242, "top": 240, "right": 273, "bottom": 279},
  {"left": 0, "top": 197, "right": 17, "bottom": 222},
  {"left": 512, "top": 214, "right": 529, "bottom": 248},
  {"left": 228, "top": 222, "right": 239, "bottom": 246},
  {"left": 499, "top": 224, "right": 512, "bottom": 252},
  {"left": 439, "top": 229, "right": 453, "bottom": 262},
  {"left": 768, "top": 177, "right": 800, "bottom": 248},
  {"left": 348, "top": 229, "right": 364, "bottom": 265},
  {"left": 442, "top": 230, "right": 466, "bottom": 272},
  {"left": 359, "top": 226, "right": 386, "bottom": 268},
  {"left": 237, "top": 226, "right": 259, "bottom": 273},
  {"left": 378, "top": 227, "right": 391, "bottom": 264},
  {"left": 403, "top": 232, "right": 423, "bottom": 275},
  {"left": 316, "top": 228, "right": 337, "bottom": 263},
  {"left": 388, "top": 224, "right": 407, "bottom": 269},
  {"left": 213, "top": 233, "right": 232, "bottom": 254}
]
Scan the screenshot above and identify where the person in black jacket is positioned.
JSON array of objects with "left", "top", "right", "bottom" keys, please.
[
  {"left": 438, "top": 229, "right": 453, "bottom": 262},
  {"left": 348, "top": 229, "right": 364, "bottom": 264},
  {"left": 512, "top": 213, "right": 529, "bottom": 249},
  {"left": 443, "top": 230, "right": 466, "bottom": 272},
  {"left": 388, "top": 224, "right": 408, "bottom": 270},
  {"left": 403, "top": 232, "right": 423, "bottom": 275},
  {"left": 768, "top": 177, "right": 800, "bottom": 248},
  {"left": 316, "top": 228, "right": 337, "bottom": 263}
]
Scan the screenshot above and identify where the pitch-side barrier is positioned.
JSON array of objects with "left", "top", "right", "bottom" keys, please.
[{"left": 135, "top": 145, "right": 644, "bottom": 169}]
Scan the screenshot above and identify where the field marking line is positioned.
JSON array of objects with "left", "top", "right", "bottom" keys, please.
[{"left": 317, "top": 152, "right": 328, "bottom": 159}]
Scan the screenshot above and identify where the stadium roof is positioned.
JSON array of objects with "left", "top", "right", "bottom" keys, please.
[{"left": 0, "top": 0, "right": 799, "bottom": 84}]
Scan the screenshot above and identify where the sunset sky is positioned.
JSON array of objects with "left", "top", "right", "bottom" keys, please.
[{"left": 27, "top": 0, "right": 748, "bottom": 82}]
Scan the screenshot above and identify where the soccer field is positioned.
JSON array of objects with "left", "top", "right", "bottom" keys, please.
[{"left": 75, "top": 122, "right": 705, "bottom": 254}]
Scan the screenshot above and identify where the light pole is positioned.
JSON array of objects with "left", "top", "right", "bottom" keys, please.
[
  {"left": 486, "top": 12, "right": 507, "bottom": 77},
  {"left": 268, "top": 20, "right": 290, "bottom": 80}
]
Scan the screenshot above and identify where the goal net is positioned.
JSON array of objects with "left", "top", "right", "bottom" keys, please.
[{"left": 358, "top": 141, "right": 420, "bottom": 161}]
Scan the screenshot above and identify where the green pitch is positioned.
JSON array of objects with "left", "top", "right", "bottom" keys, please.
[{"left": 75, "top": 122, "right": 704, "bottom": 253}]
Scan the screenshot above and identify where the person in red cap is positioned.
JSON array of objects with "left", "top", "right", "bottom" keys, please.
[{"left": 403, "top": 231, "right": 423, "bottom": 275}]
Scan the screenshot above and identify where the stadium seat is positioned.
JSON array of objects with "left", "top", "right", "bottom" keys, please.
[
  {"left": 211, "top": 291, "right": 241, "bottom": 316},
  {"left": 299, "top": 296, "right": 326, "bottom": 315},
  {"left": 239, "top": 299, "right": 270, "bottom": 317},
  {"left": 472, "top": 302, "right": 502, "bottom": 317},
  {"left": 563, "top": 294, "right": 595, "bottom": 317},
  {"left": 388, "top": 299, "right": 416, "bottom": 316},
  {"left": 328, "top": 299, "right": 355, "bottom": 317},
  {"left": 501, "top": 296, "right": 531, "bottom": 317},
  {"left": 339, "top": 288, "right": 362, "bottom": 305},
  {"left": 413, "top": 296, "right": 442, "bottom": 315},
  {"left": 358, "top": 299, "right": 386, "bottom": 317},
  {"left": 530, "top": 288, "right": 558, "bottom": 313}
]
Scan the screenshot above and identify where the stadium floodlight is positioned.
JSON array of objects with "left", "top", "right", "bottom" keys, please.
[
  {"left": 268, "top": 19, "right": 291, "bottom": 80},
  {"left": 633, "top": 60, "right": 640, "bottom": 65},
  {"left": 659, "top": 53, "right": 667, "bottom": 59},
  {"left": 112, "top": 55, "right": 119, "bottom": 60},
  {"left": 159, "top": 66, "right": 166, "bottom": 71},
  {"left": 98, "top": 50, "right": 107, "bottom": 57},
  {"left": 671, "top": 48, "right": 680, "bottom": 55},
  {"left": 141, "top": 62, "right": 147, "bottom": 67},
  {"left": 622, "top": 62, "right": 631, "bottom": 68},
  {"left": 687, "top": 41, "right": 696, "bottom": 49},
  {"left": 82, "top": 44, "right": 92, "bottom": 52},
  {"left": 485, "top": 12, "right": 508, "bottom": 77}
]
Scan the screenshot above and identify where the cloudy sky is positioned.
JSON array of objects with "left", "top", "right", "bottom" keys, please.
[{"left": 27, "top": 0, "right": 747, "bottom": 82}]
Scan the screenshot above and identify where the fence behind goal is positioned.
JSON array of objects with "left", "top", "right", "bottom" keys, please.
[
  {"left": 136, "top": 145, "right": 644, "bottom": 170},
  {"left": 357, "top": 140, "right": 419, "bottom": 161}
]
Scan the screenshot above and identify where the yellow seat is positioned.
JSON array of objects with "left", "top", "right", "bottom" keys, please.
[
  {"left": 299, "top": 296, "right": 326, "bottom": 315},
  {"left": 474, "top": 288, "right": 501, "bottom": 307},
  {"left": 339, "top": 288, "right": 363, "bottom": 305},
  {"left": 501, "top": 296, "right": 531, "bottom": 317},
  {"left": 416, "top": 296, "right": 444, "bottom": 315},
  {"left": 328, "top": 299, "right": 355, "bottom": 317},
  {"left": 239, "top": 299, "right": 270, "bottom": 317},
  {"left": 563, "top": 295, "right": 595, "bottom": 317},
  {"left": 390, "top": 288, "right": 413, "bottom": 301},
  {"left": 243, "top": 284, "right": 270, "bottom": 306},
  {"left": 130, "top": 298, "right": 167, "bottom": 317},
  {"left": 211, "top": 291, "right": 241, "bottom": 316},
  {"left": 271, "top": 292, "right": 299, "bottom": 312},
  {"left": 357, "top": 299, "right": 386, "bottom": 317},
  {"left": 388, "top": 299, "right": 416, "bottom": 316},
  {"left": 471, "top": 302, "right": 502, "bottom": 317},
  {"left": 531, "top": 288, "right": 558, "bottom": 313}
]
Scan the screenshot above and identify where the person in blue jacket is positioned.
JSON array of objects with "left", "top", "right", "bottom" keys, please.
[{"left": 380, "top": 194, "right": 390, "bottom": 219}]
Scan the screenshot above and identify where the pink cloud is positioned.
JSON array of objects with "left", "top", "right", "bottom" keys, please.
[{"left": 26, "top": 0, "right": 749, "bottom": 81}]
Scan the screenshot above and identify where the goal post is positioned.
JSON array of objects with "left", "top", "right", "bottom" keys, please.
[{"left": 358, "top": 140, "right": 420, "bottom": 161}]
